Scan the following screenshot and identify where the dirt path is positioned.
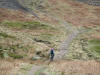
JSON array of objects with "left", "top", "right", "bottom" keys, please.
[
  {"left": 48, "top": 16, "right": 85, "bottom": 59},
  {"left": 54, "top": 21, "right": 85, "bottom": 59},
  {"left": 55, "top": 30, "right": 80, "bottom": 59}
]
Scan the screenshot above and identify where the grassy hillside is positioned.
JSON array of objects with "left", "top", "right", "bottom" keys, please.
[
  {"left": 0, "top": 7, "right": 68, "bottom": 75},
  {"left": 0, "top": 0, "right": 100, "bottom": 75},
  {"left": 0, "top": 20, "right": 67, "bottom": 59}
]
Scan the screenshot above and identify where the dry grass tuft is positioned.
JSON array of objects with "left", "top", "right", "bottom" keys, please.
[{"left": 0, "top": 59, "right": 21, "bottom": 75}]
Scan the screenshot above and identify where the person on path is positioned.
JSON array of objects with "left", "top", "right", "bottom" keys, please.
[{"left": 50, "top": 48, "right": 55, "bottom": 61}]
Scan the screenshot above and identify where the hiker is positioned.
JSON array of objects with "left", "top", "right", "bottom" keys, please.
[{"left": 50, "top": 48, "right": 55, "bottom": 61}]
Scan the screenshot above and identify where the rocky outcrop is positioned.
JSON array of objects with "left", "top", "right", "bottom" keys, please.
[
  {"left": 0, "top": 0, "right": 27, "bottom": 10},
  {"left": 77, "top": 0, "right": 100, "bottom": 6}
]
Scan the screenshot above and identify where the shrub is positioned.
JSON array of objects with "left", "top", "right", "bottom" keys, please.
[{"left": 9, "top": 53, "right": 23, "bottom": 59}]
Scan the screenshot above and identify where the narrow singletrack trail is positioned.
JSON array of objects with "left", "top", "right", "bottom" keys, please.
[
  {"left": 55, "top": 29, "right": 80, "bottom": 59},
  {"left": 27, "top": 22, "right": 84, "bottom": 75},
  {"left": 27, "top": 21, "right": 83, "bottom": 75},
  {"left": 46, "top": 15, "right": 85, "bottom": 59}
]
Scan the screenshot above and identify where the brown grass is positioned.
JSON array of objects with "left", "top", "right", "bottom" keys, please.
[
  {"left": 0, "top": 8, "right": 60, "bottom": 26},
  {"left": 47, "top": 0, "right": 100, "bottom": 27},
  {"left": 0, "top": 59, "right": 21, "bottom": 75},
  {"left": 0, "top": 8, "right": 37, "bottom": 22},
  {"left": 50, "top": 60, "right": 100, "bottom": 75},
  {"left": 0, "top": 0, "right": 100, "bottom": 27}
]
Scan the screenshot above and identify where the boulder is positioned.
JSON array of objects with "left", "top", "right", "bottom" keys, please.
[{"left": 31, "top": 55, "right": 42, "bottom": 60}]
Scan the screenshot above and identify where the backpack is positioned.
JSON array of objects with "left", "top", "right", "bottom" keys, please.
[{"left": 50, "top": 50, "right": 54, "bottom": 54}]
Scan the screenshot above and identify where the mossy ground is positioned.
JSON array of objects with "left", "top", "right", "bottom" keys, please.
[
  {"left": 0, "top": 32, "right": 16, "bottom": 39},
  {"left": 1, "top": 21, "right": 56, "bottom": 30},
  {"left": 88, "top": 39, "right": 100, "bottom": 59}
]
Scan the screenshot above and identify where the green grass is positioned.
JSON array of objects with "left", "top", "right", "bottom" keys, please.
[
  {"left": 19, "top": 0, "right": 49, "bottom": 11},
  {"left": 2, "top": 21, "right": 55, "bottom": 30},
  {"left": 19, "top": 64, "right": 33, "bottom": 75},
  {"left": 61, "top": 72, "right": 65, "bottom": 75},
  {"left": 35, "top": 68, "right": 45, "bottom": 75},
  {"left": 89, "top": 39, "right": 100, "bottom": 45},
  {"left": 40, "top": 34, "right": 54, "bottom": 40},
  {"left": 0, "top": 44, "right": 29, "bottom": 58},
  {"left": 91, "top": 46, "right": 100, "bottom": 54},
  {"left": 89, "top": 39, "right": 100, "bottom": 55},
  {"left": 0, "top": 32, "right": 15, "bottom": 39},
  {"left": 8, "top": 53, "right": 23, "bottom": 59}
]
